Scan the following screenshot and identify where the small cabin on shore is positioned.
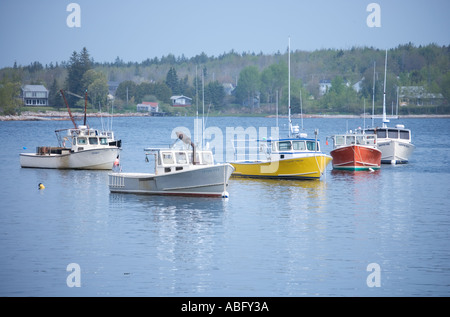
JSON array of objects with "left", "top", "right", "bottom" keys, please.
[
  {"left": 137, "top": 101, "right": 159, "bottom": 113},
  {"left": 170, "top": 95, "right": 192, "bottom": 107}
]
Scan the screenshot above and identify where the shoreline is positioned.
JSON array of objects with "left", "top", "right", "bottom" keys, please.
[{"left": 1, "top": 111, "right": 450, "bottom": 121}]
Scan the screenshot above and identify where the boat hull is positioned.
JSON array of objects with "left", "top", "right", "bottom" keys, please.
[
  {"left": 377, "top": 139, "right": 415, "bottom": 164},
  {"left": 230, "top": 154, "right": 332, "bottom": 179},
  {"left": 330, "top": 145, "right": 381, "bottom": 171},
  {"left": 108, "top": 163, "right": 235, "bottom": 197},
  {"left": 20, "top": 148, "right": 121, "bottom": 170}
]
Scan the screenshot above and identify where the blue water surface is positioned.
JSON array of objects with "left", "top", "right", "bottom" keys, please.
[{"left": 0, "top": 116, "right": 449, "bottom": 296}]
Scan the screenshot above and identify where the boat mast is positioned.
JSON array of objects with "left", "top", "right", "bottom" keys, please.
[
  {"left": 372, "top": 61, "right": 376, "bottom": 128},
  {"left": 84, "top": 90, "right": 88, "bottom": 126},
  {"left": 382, "top": 49, "right": 388, "bottom": 128},
  {"left": 60, "top": 89, "right": 77, "bottom": 129},
  {"left": 202, "top": 69, "right": 205, "bottom": 149},
  {"left": 276, "top": 90, "right": 279, "bottom": 130},
  {"left": 288, "top": 37, "right": 291, "bottom": 138},
  {"left": 300, "top": 89, "right": 303, "bottom": 130}
]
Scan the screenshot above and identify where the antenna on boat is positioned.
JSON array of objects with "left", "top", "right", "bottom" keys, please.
[
  {"left": 300, "top": 89, "right": 303, "bottom": 130},
  {"left": 84, "top": 90, "right": 88, "bottom": 126},
  {"left": 372, "top": 61, "right": 376, "bottom": 128},
  {"left": 382, "top": 49, "right": 389, "bottom": 128},
  {"left": 363, "top": 98, "right": 366, "bottom": 130},
  {"left": 202, "top": 68, "right": 205, "bottom": 149},
  {"left": 288, "top": 37, "right": 291, "bottom": 138},
  {"left": 195, "top": 65, "right": 199, "bottom": 146},
  {"left": 276, "top": 90, "right": 279, "bottom": 130}
]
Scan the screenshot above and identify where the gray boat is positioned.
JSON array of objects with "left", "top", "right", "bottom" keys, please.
[{"left": 108, "top": 132, "right": 234, "bottom": 197}]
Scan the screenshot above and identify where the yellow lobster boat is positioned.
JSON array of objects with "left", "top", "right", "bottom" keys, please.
[
  {"left": 230, "top": 37, "right": 331, "bottom": 180},
  {"left": 230, "top": 131, "right": 332, "bottom": 180}
]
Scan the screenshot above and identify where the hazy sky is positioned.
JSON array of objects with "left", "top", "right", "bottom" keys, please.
[{"left": 0, "top": 0, "right": 448, "bottom": 68}]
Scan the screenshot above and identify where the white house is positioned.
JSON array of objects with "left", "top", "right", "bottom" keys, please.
[
  {"left": 319, "top": 80, "right": 331, "bottom": 96},
  {"left": 170, "top": 95, "right": 192, "bottom": 107},
  {"left": 137, "top": 101, "right": 159, "bottom": 113},
  {"left": 22, "top": 85, "right": 49, "bottom": 106},
  {"left": 398, "top": 86, "right": 444, "bottom": 106}
]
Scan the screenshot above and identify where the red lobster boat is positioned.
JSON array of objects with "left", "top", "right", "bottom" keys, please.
[{"left": 328, "top": 131, "right": 381, "bottom": 171}]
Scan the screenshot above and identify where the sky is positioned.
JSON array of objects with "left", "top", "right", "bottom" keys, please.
[{"left": 0, "top": 0, "right": 449, "bottom": 68}]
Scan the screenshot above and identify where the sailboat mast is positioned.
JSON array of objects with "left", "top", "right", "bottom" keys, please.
[
  {"left": 382, "top": 49, "right": 388, "bottom": 128},
  {"left": 288, "top": 37, "right": 291, "bottom": 137}
]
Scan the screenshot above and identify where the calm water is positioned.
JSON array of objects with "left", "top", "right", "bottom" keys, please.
[{"left": 0, "top": 116, "right": 449, "bottom": 297}]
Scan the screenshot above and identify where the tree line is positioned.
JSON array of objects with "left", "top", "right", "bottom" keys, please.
[{"left": 1, "top": 43, "right": 449, "bottom": 115}]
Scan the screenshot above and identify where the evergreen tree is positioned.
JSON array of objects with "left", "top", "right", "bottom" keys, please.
[
  {"left": 65, "top": 47, "right": 92, "bottom": 106},
  {"left": 165, "top": 67, "right": 179, "bottom": 95},
  {"left": 48, "top": 78, "right": 60, "bottom": 108},
  {"left": 235, "top": 66, "right": 260, "bottom": 108}
]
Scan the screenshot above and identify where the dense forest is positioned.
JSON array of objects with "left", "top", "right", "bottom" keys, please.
[{"left": 1, "top": 43, "right": 449, "bottom": 116}]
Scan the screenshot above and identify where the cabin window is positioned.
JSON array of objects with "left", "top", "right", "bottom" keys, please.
[
  {"left": 162, "top": 152, "right": 174, "bottom": 164},
  {"left": 89, "top": 137, "right": 98, "bottom": 145},
  {"left": 388, "top": 129, "right": 398, "bottom": 139},
  {"left": 202, "top": 152, "right": 213, "bottom": 165},
  {"left": 400, "top": 130, "right": 410, "bottom": 140},
  {"left": 366, "top": 135, "right": 376, "bottom": 144},
  {"left": 278, "top": 141, "right": 292, "bottom": 151},
  {"left": 77, "top": 137, "right": 87, "bottom": 145},
  {"left": 356, "top": 136, "right": 364, "bottom": 144},
  {"left": 376, "top": 129, "right": 387, "bottom": 138},
  {"left": 306, "top": 141, "right": 317, "bottom": 151},
  {"left": 99, "top": 137, "right": 108, "bottom": 145},
  {"left": 175, "top": 152, "right": 187, "bottom": 164},
  {"left": 335, "top": 136, "right": 345, "bottom": 146},
  {"left": 189, "top": 152, "right": 201, "bottom": 164},
  {"left": 292, "top": 141, "right": 306, "bottom": 151},
  {"left": 346, "top": 136, "right": 356, "bottom": 145},
  {"left": 271, "top": 142, "right": 277, "bottom": 151}
]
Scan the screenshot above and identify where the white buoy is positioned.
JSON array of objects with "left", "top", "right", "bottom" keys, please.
[
  {"left": 221, "top": 191, "right": 229, "bottom": 199},
  {"left": 391, "top": 160, "right": 396, "bottom": 165}
]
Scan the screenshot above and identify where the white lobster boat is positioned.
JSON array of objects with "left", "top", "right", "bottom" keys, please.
[
  {"left": 109, "top": 132, "right": 234, "bottom": 197},
  {"left": 364, "top": 50, "right": 415, "bottom": 164},
  {"left": 20, "top": 125, "right": 122, "bottom": 169},
  {"left": 20, "top": 89, "right": 121, "bottom": 170}
]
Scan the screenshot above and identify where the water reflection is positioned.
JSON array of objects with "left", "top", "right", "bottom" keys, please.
[{"left": 108, "top": 193, "right": 227, "bottom": 294}]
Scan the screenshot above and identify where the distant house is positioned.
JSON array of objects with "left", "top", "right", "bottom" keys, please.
[
  {"left": 223, "top": 83, "right": 235, "bottom": 95},
  {"left": 137, "top": 101, "right": 159, "bottom": 113},
  {"left": 319, "top": 80, "right": 331, "bottom": 96},
  {"left": 352, "top": 78, "right": 364, "bottom": 93},
  {"left": 399, "top": 86, "right": 444, "bottom": 106},
  {"left": 170, "top": 95, "right": 192, "bottom": 107},
  {"left": 22, "top": 85, "right": 49, "bottom": 106},
  {"left": 108, "top": 81, "right": 120, "bottom": 97}
]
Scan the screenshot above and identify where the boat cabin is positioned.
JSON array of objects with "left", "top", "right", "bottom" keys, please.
[
  {"left": 364, "top": 124, "right": 411, "bottom": 142},
  {"left": 145, "top": 148, "right": 214, "bottom": 175},
  {"left": 55, "top": 126, "right": 121, "bottom": 153},
  {"left": 270, "top": 139, "right": 320, "bottom": 152},
  {"left": 329, "top": 133, "right": 377, "bottom": 149}
]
